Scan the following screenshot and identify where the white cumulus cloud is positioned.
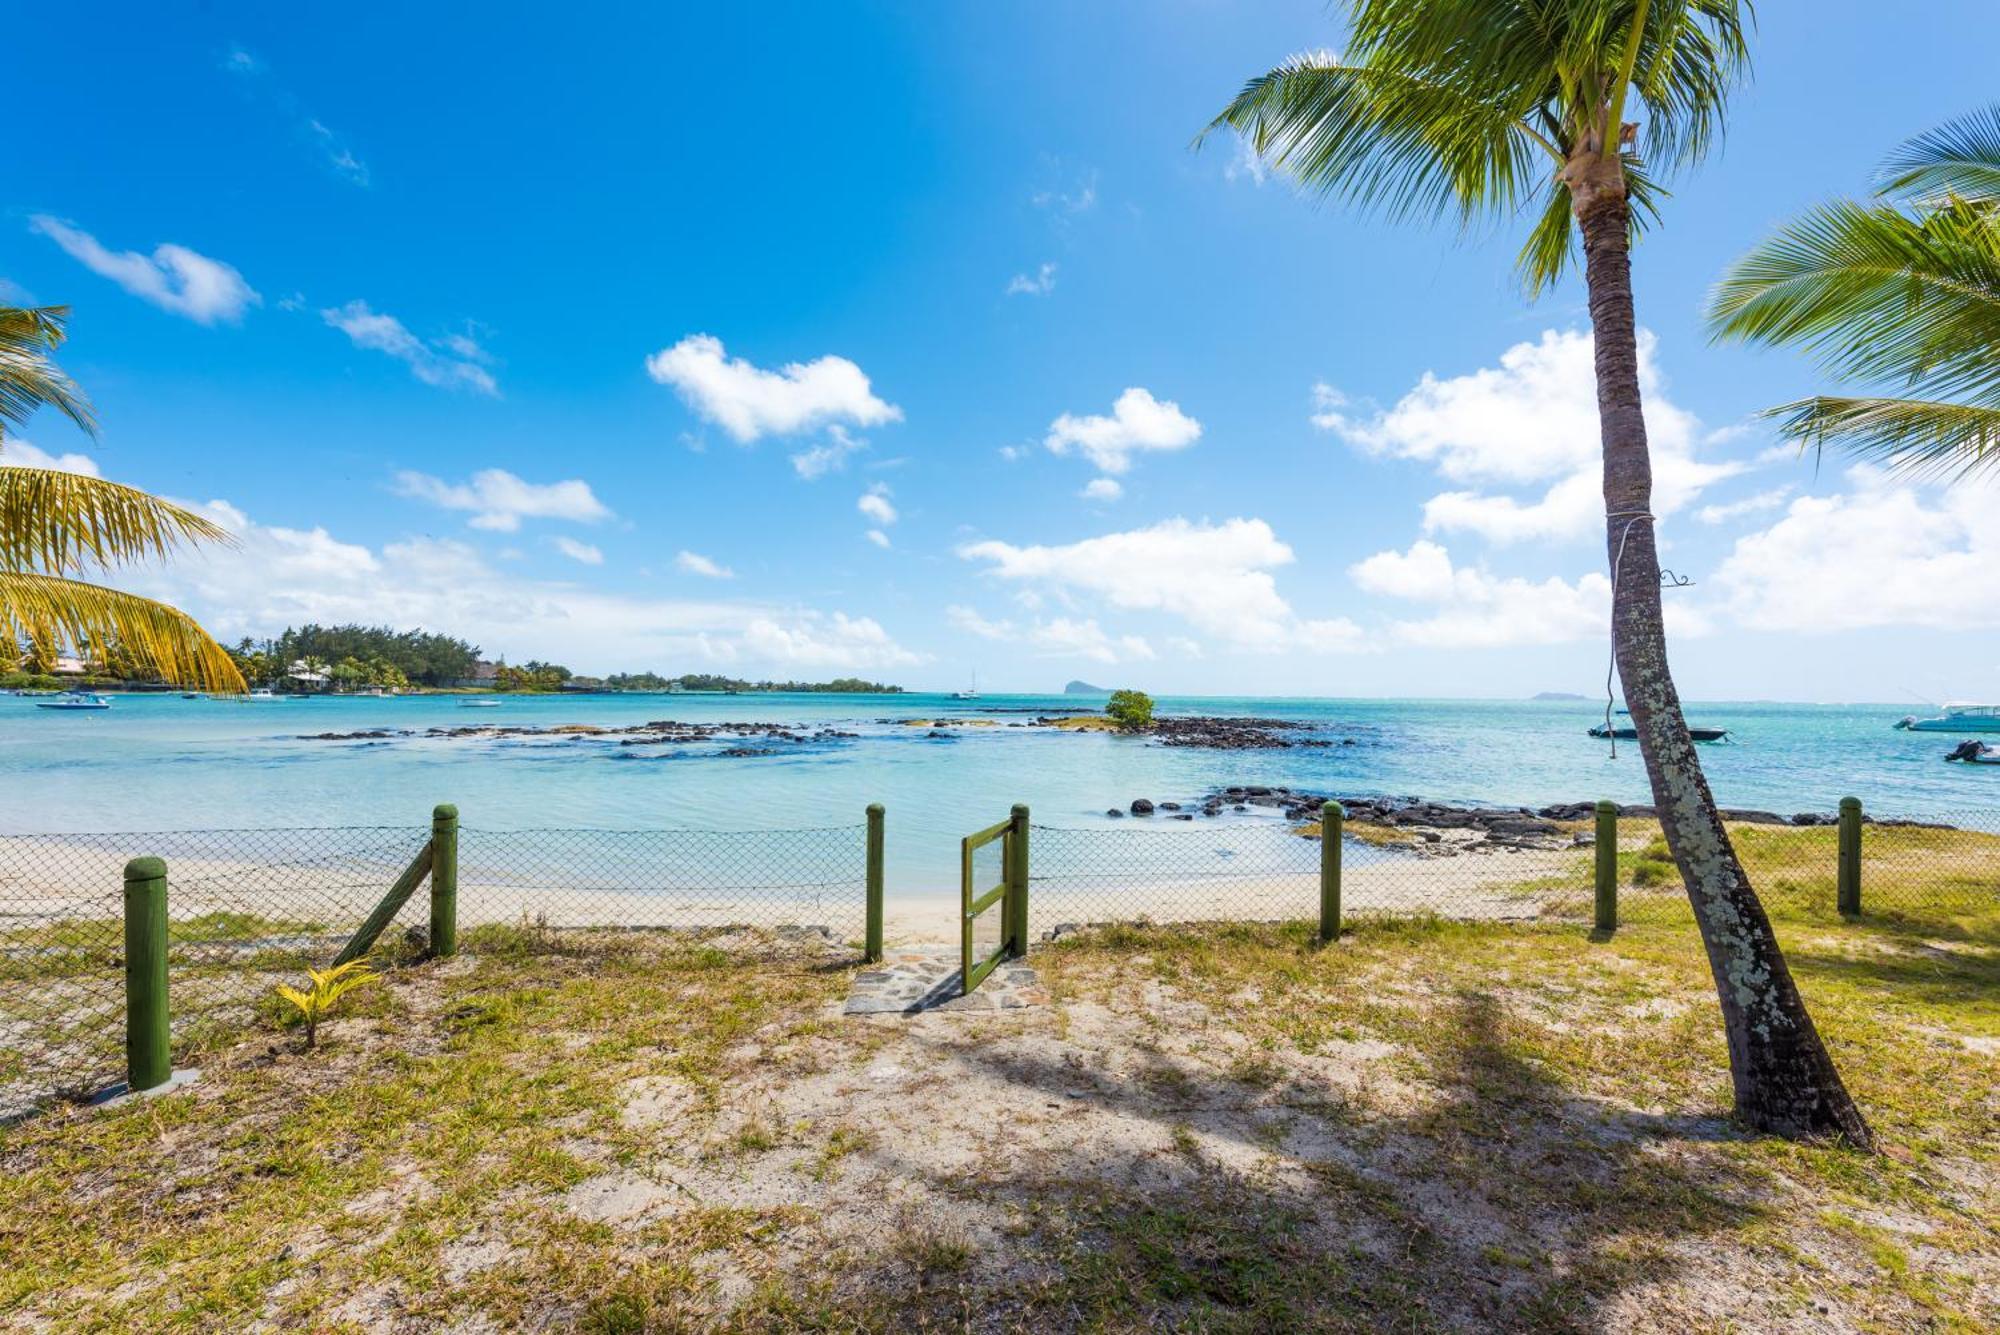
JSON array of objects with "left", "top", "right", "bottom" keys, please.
[
  {"left": 958, "top": 517, "right": 1360, "bottom": 653},
  {"left": 1715, "top": 471, "right": 2000, "bottom": 631},
  {"left": 323, "top": 301, "right": 497, "bottom": 395},
  {"left": 1045, "top": 388, "right": 1201, "bottom": 476},
  {"left": 1316, "top": 329, "right": 1743, "bottom": 544},
  {"left": 645, "top": 334, "right": 901, "bottom": 443},
  {"left": 945, "top": 605, "right": 1153, "bottom": 665},
  {"left": 0, "top": 437, "right": 101, "bottom": 476},
  {"left": 1349, "top": 539, "right": 1709, "bottom": 647},
  {"left": 392, "top": 468, "right": 611, "bottom": 532},
  {"left": 30, "top": 216, "right": 259, "bottom": 325},
  {"left": 857, "top": 484, "right": 897, "bottom": 526},
  {"left": 1080, "top": 477, "right": 1123, "bottom": 502}
]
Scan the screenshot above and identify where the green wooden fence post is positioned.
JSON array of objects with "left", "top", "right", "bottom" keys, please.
[
  {"left": 430, "top": 804, "right": 459, "bottom": 957},
  {"left": 865, "top": 804, "right": 885, "bottom": 963},
  {"left": 1837, "top": 796, "right": 1862, "bottom": 917},
  {"left": 122, "top": 856, "right": 171, "bottom": 1093},
  {"left": 1319, "top": 801, "right": 1344, "bottom": 942},
  {"left": 1008, "top": 804, "right": 1030, "bottom": 959},
  {"left": 1594, "top": 801, "right": 1619, "bottom": 932}
]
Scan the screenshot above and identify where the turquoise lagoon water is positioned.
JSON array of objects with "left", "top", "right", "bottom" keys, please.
[{"left": 2, "top": 691, "right": 1989, "bottom": 897}]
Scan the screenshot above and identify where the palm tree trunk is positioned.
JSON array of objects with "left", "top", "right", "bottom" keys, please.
[{"left": 1577, "top": 192, "right": 1873, "bottom": 1148}]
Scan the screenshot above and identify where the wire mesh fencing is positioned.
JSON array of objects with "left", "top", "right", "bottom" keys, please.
[
  {"left": 0, "top": 826, "right": 432, "bottom": 1117},
  {"left": 0, "top": 822, "right": 870, "bottom": 1118},
  {"left": 1030, "top": 818, "right": 1598, "bottom": 931},
  {"left": 454, "top": 825, "right": 870, "bottom": 943},
  {"left": 3, "top": 803, "right": 1991, "bottom": 1117}
]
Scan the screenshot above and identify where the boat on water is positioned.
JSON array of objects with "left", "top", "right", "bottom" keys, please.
[
  {"left": 460, "top": 699, "right": 502, "bottom": 708},
  {"left": 1945, "top": 740, "right": 2000, "bottom": 764},
  {"left": 1896, "top": 703, "right": 2000, "bottom": 733},
  {"left": 952, "top": 671, "right": 980, "bottom": 701},
  {"left": 34, "top": 692, "right": 111, "bottom": 711},
  {"left": 1589, "top": 723, "right": 1729, "bottom": 742}
]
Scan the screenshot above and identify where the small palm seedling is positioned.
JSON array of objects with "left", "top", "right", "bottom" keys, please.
[{"left": 275, "top": 958, "right": 376, "bottom": 1050}]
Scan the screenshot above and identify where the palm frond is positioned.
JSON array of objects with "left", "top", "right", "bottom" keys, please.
[
  {"left": 1762, "top": 396, "right": 2000, "bottom": 480},
  {"left": 0, "top": 305, "right": 97, "bottom": 439},
  {"left": 1206, "top": 54, "right": 1557, "bottom": 226},
  {"left": 1515, "top": 154, "right": 1666, "bottom": 293},
  {"left": 1877, "top": 103, "right": 2000, "bottom": 205},
  {"left": 1628, "top": 0, "right": 1753, "bottom": 171},
  {"left": 0, "top": 571, "right": 246, "bottom": 691},
  {"left": 0, "top": 467, "right": 235, "bottom": 575},
  {"left": 1707, "top": 198, "right": 2000, "bottom": 405}
]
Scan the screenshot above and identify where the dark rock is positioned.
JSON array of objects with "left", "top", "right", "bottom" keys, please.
[
  {"left": 1106, "top": 809, "right": 1125, "bottom": 819},
  {"left": 1130, "top": 798, "right": 1155, "bottom": 816}
]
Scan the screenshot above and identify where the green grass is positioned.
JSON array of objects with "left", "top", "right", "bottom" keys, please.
[{"left": 1, "top": 831, "right": 1995, "bottom": 1330}]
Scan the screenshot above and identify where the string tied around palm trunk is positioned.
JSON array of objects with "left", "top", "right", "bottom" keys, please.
[{"left": 1604, "top": 511, "right": 1652, "bottom": 760}]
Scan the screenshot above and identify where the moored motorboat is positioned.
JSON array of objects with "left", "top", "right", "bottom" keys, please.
[
  {"left": 1589, "top": 723, "right": 1729, "bottom": 742},
  {"left": 1896, "top": 703, "right": 2000, "bottom": 732},
  {"left": 34, "top": 692, "right": 111, "bottom": 711}
]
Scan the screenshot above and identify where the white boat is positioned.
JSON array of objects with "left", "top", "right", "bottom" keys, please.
[
  {"left": 951, "top": 671, "right": 979, "bottom": 701},
  {"left": 244, "top": 689, "right": 282, "bottom": 701},
  {"left": 460, "top": 699, "right": 502, "bottom": 708},
  {"left": 1896, "top": 703, "right": 2000, "bottom": 733},
  {"left": 34, "top": 692, "right": 111, "bottom": 711}
]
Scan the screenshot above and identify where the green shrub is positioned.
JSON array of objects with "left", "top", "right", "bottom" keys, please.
[{"left": 1105, "top": 689, "right": 1154, "bottom": 730}]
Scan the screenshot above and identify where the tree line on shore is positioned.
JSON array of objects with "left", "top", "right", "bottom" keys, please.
[{"left": 8, "top": 621, "right": 902, "bottom": 695}]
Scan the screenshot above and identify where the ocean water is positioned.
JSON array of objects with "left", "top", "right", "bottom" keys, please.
[{"left": 3, "top": 691, "right": 1989, "bottom": 896}]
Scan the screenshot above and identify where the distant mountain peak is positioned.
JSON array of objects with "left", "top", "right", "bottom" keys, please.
[{"left": 1064, "top": 680, "right": 1112, "bottom": 696}]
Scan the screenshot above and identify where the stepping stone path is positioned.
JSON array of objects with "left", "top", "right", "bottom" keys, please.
[{"left": 844, "top": 946, "right": 1049, "bottom": 1015}]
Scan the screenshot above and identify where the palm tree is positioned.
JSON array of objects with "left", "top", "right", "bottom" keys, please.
[
  {"left": 0, "top": 305, "right": 245, "bottom": 691},
  {"left": 1708, "top": 105, "right": 2000, "bottom": 477},
  {"left": 1210, "top": 0, "right": 1871, "bottom": 1145}
]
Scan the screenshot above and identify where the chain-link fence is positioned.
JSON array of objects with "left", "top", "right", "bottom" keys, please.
[
  {"left": 456, "top": 826, "right": 868, "bottom": 939},
  {"left": 0, "top": 823, "right": 868, "bottom": 1119},
  {"left": 4, "top": 804, "right": 1992, "bottom": 1118},
  {"left": 1031, "top": 818, "right": 1597, "bottom": 931}
]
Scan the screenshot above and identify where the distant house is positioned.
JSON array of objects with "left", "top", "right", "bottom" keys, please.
[
  {"left": 51, "top": 655, "right": 87, "bottom": 676},
  {"left": 454, "top": 660, "right": 500, "bottom": 688},
  {"left": 287, "top": 658, "right": 331, "bottom": 690}
]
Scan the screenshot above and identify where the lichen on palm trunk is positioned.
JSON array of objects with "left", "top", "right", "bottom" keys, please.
[{"left": 1579, "top": 194, "right": 1872, "bottom": 1148}]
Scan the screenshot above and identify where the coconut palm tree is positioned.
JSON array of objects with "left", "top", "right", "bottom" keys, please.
[
  {"left": 1209, "top": 0, "right": 1871, "bottom": 1145},
  {"left": 0, "top": 305, "right": 245, "bottom": 691},
  {"left": 1708, "top": 105, "right": 2000, "bottom": 477}
]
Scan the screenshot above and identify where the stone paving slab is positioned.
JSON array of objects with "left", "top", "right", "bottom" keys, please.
[{"left": 844, "top": 947, "right": 1049, "bottom": 1015}]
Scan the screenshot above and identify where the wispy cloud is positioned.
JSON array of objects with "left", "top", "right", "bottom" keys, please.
[
  {"left": 323, "top": 301, "right": 498, "bottom": 395},
  {"left": 552, "top": 536, "right": 604, "bottom": 565},
  {"left": 29, "top": 216, "right": 259, "bottom": 325},
  {"left": 224, "top": 45, "right": 370, "bottom": 186},
  {"left": 1006, "top": 262, "right": 1057, "bottom": 296},
  {"left": 675, "top": 550, "right": 734, "bottom": 579},
  {"left": 790, "top": 424, "right": 868, "bottom": 480},
  {"left": 392, "top": 467, "right": 610, "bottom": 531}
]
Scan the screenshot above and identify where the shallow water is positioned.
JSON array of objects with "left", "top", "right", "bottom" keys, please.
[{"left": 3, "top": 691, "right": 1988, "bottom": 897}]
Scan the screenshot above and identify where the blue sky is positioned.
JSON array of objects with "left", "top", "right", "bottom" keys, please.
[{"left": 6, "top": 2, "right": 1996, "bottom": 700}]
